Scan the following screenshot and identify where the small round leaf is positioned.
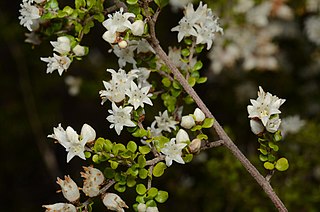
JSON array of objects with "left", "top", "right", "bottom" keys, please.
[
  {"left": 155, "top": 190, "right": 169, "bottom": 203},
  {"left": 275, "top": 158, "right": 289, "bottom": 171}
]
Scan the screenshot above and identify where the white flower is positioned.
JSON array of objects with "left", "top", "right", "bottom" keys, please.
[
  {"left": 102, "top": 30, "right": 117, "bottom": 43},
  {"left": 305, "top": 16, "right": 320, "bottom": 46},
  {"left": 280, "top": 115, "right": 306, "bottom": 137},
  {"left": 102, "top": 193, "right": 128, "bottom": 212},
  {"left": 250, "top": 119, "right": 264, "bottom": 135},
  {"left": 169, "top": 0, "right": 193, "bottom": 12},
  {"left": 171, "top": 17, "right": 198, "bottom": 42},
  {"left": 65, "top": 76, "right": 82, "bottom": 96},
  {"left": 126, "top": 81, "right": 153, "bottom": 110},
  {"left": 48, "top": 123, "right": 96, "bottom": 162},
  {"left": 152, "top": 110, "right": 178, "bottom": 133},
  {"left": 265, "top": 116, "right": 281, "bottom": 133},
  {"left": 137, "top": 203, "right": 159, "bottom": 212},
  {"left": 50, "top": 36, "right": 71, "bottom": 54},
  {"left": 193, "top": 108, "right": 205, "bottom": 122},
  {"left": 113, "top": 43, "right": 137, "bottom": 68},
  {"left": 135, "top": 67, "right": 151, "bottom": 87},
  {"left": 180, "top": 115, "right": 195, "bottom": 129},
  {"left": 43, "top": 203, "right": 77, "bottom": 212},
  {"left": 41, "top": 53, "right": 71, "bottom": 76},
  {"left": 19, "top": 2, "right": 40, "bottom": 31},
  {"left": 107, "top": 102, "right": 136, "bottom": 135},
  {"left": 132, "top": 39, "right": 155, "bottom": 54},
  {"left": 73, "top": 44, "right": 86, "bottom": 56},
  {"left": 161, "top": 138, "right": 187, "bottom": 167},
  {"left": 56, "top": 176, "right": 80, "bottom": 202},
  {"left": 246, "top": 2, "right": 272, "bottom": 27},
  {"left": 99, "top": 68, "right": 138, "bottom": 104},
  {"left": 102, "top": 7, "right": 135, "bottom": 34},
  {"left": 247, "top": 86, "right": 285, "bottom": 126},
  {"left": 176, "top": 129, "right": 190, "bottom": 143},
  {"left": 131, "top": 20, "right": 145, "bottom": 36}
]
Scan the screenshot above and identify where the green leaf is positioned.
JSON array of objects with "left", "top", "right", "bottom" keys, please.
[
  {"left": 93, "top": 13, "right": 105, "bottom": 22},
  {"left": 202, "top": 118, "right": 214, "bottom": 128},
  {"left": 127, "top": 0, "right": 138, "bottom": 5},
  {"left": 181, "top": 48, "right": 190, "bottom": 57},
  {"left": 133, "top": 128, "right": 148, "bottom": 138},
  {"left": 183, "top": 154, "right": 193, "bottom": 163},
  {"left": 136, "top": 195, "right": 145, "bottom": 204},
  {"left": 274, "top": 131, "right": 282, "bottom": 142},
  {"left": 138, "top": 155, "right": 147, "bottom": 168},
  {"left": 62, "top": 6, "right": 73, "bottom": 15},
  {"left": 146, "top": 200, "right": 157, "bottom": 207},
  {"left": 154, "top": 0, "right": 169, "bottom": 8},
  {"left": 268, "top": 154, "right": 276, "bottom": 162},
  {"left": 155, "top": 190, "right": 169, "bottom": 203},
  {"left": 139, "top": 145, "right": 151, "bottom": 155},
  {"left": 139, "top": 168, "right": 148, "bottom": 179},
  {"left": 197, "top": 77, "right": 207, "bottom": 84},
  {"left": 258, "top": 148, "right": 268, "bottom": 155},
  {"left": 162, "top": 77, "right": 171, "bottom": 87},
  {"left": 147, "top": 187, "right": 159, "bottom": 198},
  {"left": 87, "top": 0, "right": 96, "bottom": 8},
  {"left": 184, "top": 38, "right": 193, "bottom": 45},
  {"left": 127, "top": 175, "right": 136, "bottom": 187},
  {"left": 184, "top": 95, "right": 194, "bottom": 104},
  {"left": 192, "top": 61, "right": 203, "bottom": 71},
  {"left": 112, "top": 143, "right": 126, "bottom": 155},
  {"left": 127, "top": 141, "right": 137, "bottom": 153},
  {"left": 92, "top": 154, "right": 99, "bottom": 163},
  {"left": 172, "top": 81, "right": 181, "bottom": 90},
  {"left": 45, "top": 0, "right": 59, "bottom": 10},
  {"left": 75, "top": 0, "right": 86, "bottom": 9},
  {"left": 263, "top": 162, "right": 275, "bottom": 170},
  {"left": 104, "top": 167, "right": 115, "bottom": 179},
  {"left": 84, "top": 151, "right": 91, "bottom": 158},
  {"left": 191, "top": 125, "right": 202, "bottom": 132},
  {"left": 188, "top": 77, "right": 196, "bottom": 87},
  {"left": 114, "top": 183, "right": 126, "bottom": 192},
  {"left": 195, "top": 45, "right": 204, "bottom": 53},
  {"left": 109, "top": 160, "right": 119, "bottom": 169},
  {"left": 259, "top": 154, "right": 268, "bottom": 162},
  {"left": 103, "top": 139, "right": 113, "bottom": 152},
  {"left": 136, "top": 184, "right": 147, "bottom": 195},
  {"left": 275, "top": 158, "right": 289, "bottom": 171},
  {"left": 196, "top": 133, "right": 208, "bottom": 140},
  {"left": 153, "top": 162, "right": 167, "bottom": 177},
  {"left": 268, "top": 141, "right": 279, "bottom": 151}
]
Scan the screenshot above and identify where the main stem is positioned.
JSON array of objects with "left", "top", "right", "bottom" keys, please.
[{"left": 142, "top": 1, "right": 287, "bottom": 211}]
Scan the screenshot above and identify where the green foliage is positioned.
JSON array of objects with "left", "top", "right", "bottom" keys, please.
[
  {"left": 153, "top": 162, "right": 167, "bottom": 177},
  {"left": 154, "top": 0, "right": 169, "bottom": 8}
]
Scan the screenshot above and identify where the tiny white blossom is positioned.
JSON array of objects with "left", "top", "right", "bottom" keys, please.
[
  {"left": 152, "top": 110, "right": 178, "bottom": 133},
  {"left": 73, "top": 44, "right": 86, "bottom": 56},
  {"left": 161, "top": 138, "right": 187, "bottom": 167},
  {"left": 126, "top": 81, "right": 153, "bottom": 110},
  {"left": 247, "top": 86, "right": 285, "bottom": 126},
  {"left": 135, "top": 67, "right": 151, "bottom": 87},
  {"left": 250, "top": 119, "right": 265, "bottom": 135},
  {"left": 176, "top": 129, "right": 190, "bottom": 143},
  {"left": 102, "top": 193, "right": 128, "bottom": 212},
  {"left": 132, "top": 39, "right": 155, "bottom": 54},
  {"left": 113, "top": 43, "right": 137, "bottom": 68},
  {"left": 169, "top": 0, "right": 193, "bottom": 12},
  {"left": 102, "top": 7, "right": 135, "bottom": 34},
  {"left": 131, "top": 20, "right": 145, "bottom": 36},
  {"left": 50, "top": 36, "right": 71, "bottom": 54},
  {"left": 19, "top": 2, "right": 40, "bottom": 31},
  {"left": 280, "top": 115, "right": 306, "bottom": 137},
  {"left": 194, "top": 108, "right": 206, "bottom": 122},
  {"left": 102, "top": 30, "right": 117, "bottom": 43},
  {"left": 265, "top": 116, "right": 281, "bottom": 133},
  {"left": 181, "top": 115, "right": 195, "bottom": 129},
  {"left": 43, "top": 203, "right": 76, "bottom": 212},
  {"left": 56, "top": 176, "right": 80, "bottom": 202},
  {"left": 107, "top": 102, "right": 136, "bottom": 135},
  {"left": 48, "top": 123, "right": 96, "bottom": 162},
  {"left": 41, "top": 53, "right": 71, "bottom": 76}
]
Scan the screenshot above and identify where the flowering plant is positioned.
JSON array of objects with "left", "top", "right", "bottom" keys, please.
[{"left": 18, "top": 0, "right": 294, "bottom": 211}]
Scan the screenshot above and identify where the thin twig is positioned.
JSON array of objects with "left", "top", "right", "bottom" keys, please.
[
  {"left": 142, "top": 1, "right": 287, "bottom": 211},
  {"left": 201, "top": 140, "right": 224, "bottom": 151}
]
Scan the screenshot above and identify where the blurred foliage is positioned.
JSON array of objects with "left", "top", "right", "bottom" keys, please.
[{"left": 1, "top": 0, "right": 320, "bottom": 211}]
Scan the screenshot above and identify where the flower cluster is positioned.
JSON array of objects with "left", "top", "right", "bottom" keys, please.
[
  {"left": 247, "top": 86, "right": 285, "bottom": 135},
  {"left": 171, "top": 1, "right": 223, "bottom": 50},
  {"left": 99, "top": 68, "right": 153, "bottom": 135},
  {"left": 44, "top": 167, "right": 127, "bottom": 212},
  {"left": 48, "top": 123, "right": 96, "bottom": 162},
  {"left": 102, "top": 8, "right": 145, "bottom": 46},
  {"left": 18, "top": 0, "right": 45, "bottom": 31}
]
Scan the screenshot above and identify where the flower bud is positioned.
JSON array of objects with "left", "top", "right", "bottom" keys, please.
[
  {"left": 118, "top": 40, "right": 128, "bottom": 49},
  {"left": 250, "top": 119, "right": 264, "bottom": 135},
  {"left": 102, "top": 31, "right": 117, "bottom": 43},
  {"left": 188, "top": 138, "right": 202, "bottom": 153},
  {"left": 194, "top": 108, "right": 206, "bottom": 122},
  {"left": 131, "top": 20, "right": 145, "bottom": 36},
  {"left": 176, "top": 129, "right": 190, "bottom": 143},
  {"left": 81, "top": 166, "right": 105, "bottom": 197},
  {"left": 102, "top": 193, "right": 128, "bottom": 211},
  {"left": 56, "top": 176, "right": 80, "bottom": 202},
  {"left": 72, "top": 44, "right": 86, "bottom": 56},
  {"left": 181, "top": 115, "right": 195, "bottom": 129},
  {"left": 137, "top": 203, "right": 147, "bottom": 212},
  {"left": 266, "top": 116, "right": 281, "bottom": 133},
  {"left": 81, "top": 124, "right": 96, "bottom": 143},
  {"left": 43, "top": 203, "right": 76, "bottom": 212}
]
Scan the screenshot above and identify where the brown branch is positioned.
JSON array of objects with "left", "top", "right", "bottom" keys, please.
[
  {"left": 142, "top": 1, "right": 287, "bottom": 211},
  {"left": 201, "top": 140, "right": 224, "bottom": 151}
]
